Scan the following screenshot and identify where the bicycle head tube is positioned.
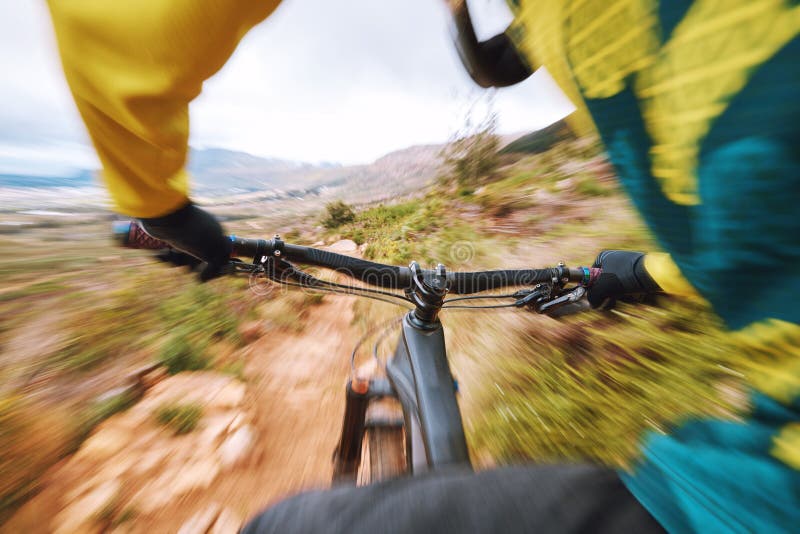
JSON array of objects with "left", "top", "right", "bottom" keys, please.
[{"left": 406, "top": 262, "right": 447, "bottom": 327}]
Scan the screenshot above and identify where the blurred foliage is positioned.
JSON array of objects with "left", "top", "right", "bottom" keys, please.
[
  {"left": 321, "top": 200, "right": 356, "bottom": 229},
  {"left": 0, "top": 395, "right": 75, "bottom": 524},
  {"left": 439, "top": 107, "right": 500, "bottom": 189},
  {"left": 0, "top": 281, "right": 68, "bottom": 303},
  {"left": 155, "top": 402, "right": 203, "bottom": 435},
  {"left": 158, "top": 334, "right": 210, "bottom": 375},
  {"left": 468, "top": 298, "right": 745, "bottom": 468},
  {"left": 0, "top": 127, "right": 749, "bottom": 523},
  {"left": 158, "top": 284, "right": 241, "bottom": 342},
  {"left": 255, "top": 292, "right": 312, "bottom": 333},
  {"left": 575, "top": 175, "right": 614, "bottom": 197},
  {"left": 0, "top": 244, "right": 253, "bottom": 519},
  {"left": 339, "top": 133, "right": 747, "bottom": 474}
]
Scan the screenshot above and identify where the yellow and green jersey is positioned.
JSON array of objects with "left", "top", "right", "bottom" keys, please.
[{"left": 508, "top": 0, "right": 800, "bottom": 530}]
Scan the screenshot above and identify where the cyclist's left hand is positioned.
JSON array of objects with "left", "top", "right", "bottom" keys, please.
[
  {"left": 154, "top": 248, "right": 202, "bottom": 269},
  {"left": 139, "top": 202, "right": 231, "bottom": 281}
]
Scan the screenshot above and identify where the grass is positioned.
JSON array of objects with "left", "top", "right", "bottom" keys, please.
[
  {"left": 0, "top": 395, "right": 76, "bottom": 523},
  {"left": 0, "top": 131, "right": 749, "bottom": 523},
  {"left": 51, "top": 277, "right": 247, "bottom": 375},
  {"left": 157, "top": 333, "right": 211, "bottom": 375},
  {"left": 322, "top": 197, "right": 499, "bottom": 268},
  {"left": 219, "top": 358, "right": 246, "bottom": 381},
  {"left": 467, "top": 298, "right": 745, "bottom": 468},
  {"left": 335, "top": 137, "right": 748, "bottom": 473},
  {"left": 0, "top": 281, "right": 68, "bottom": 302},
  {"left": 157, "top": 284, "right": 241, "bottom": 343},
  {"left": 574, "top": 174, "right": 615, "bottom": 197},
  {"left": 155, "top": 403, "right": 203, "bottom": 435},
  {"left": 0, "top": 232, "right": 254, "bottom": 519}
]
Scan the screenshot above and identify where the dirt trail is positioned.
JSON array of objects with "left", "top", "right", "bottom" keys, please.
[
  {"left": 157, "top": 295, "right": 359, "bottom": 530},
  {"left": 4, "top": 294, "right": 359, "bottom": 533}
]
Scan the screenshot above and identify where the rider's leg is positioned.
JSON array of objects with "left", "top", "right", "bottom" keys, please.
[{"left": 242, "top": 464, "right": 665, "bottom": 534}]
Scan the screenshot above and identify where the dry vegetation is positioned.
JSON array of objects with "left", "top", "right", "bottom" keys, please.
[
  {"left": 323, "top": 133, "right": 748, "bottom": 472},
  {"left": 0, "top": 130, "right": 749, "bottom": 524}
]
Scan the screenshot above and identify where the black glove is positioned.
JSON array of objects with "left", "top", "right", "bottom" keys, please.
[
  {"left": 154, "top": 248, "right": 202, "bottom": 269},
  {"left": 587, "top": 250, "right": 661, "bottom": 309},
  {"left": 139, "top": 202, "right": 232, "bottom": 281}
]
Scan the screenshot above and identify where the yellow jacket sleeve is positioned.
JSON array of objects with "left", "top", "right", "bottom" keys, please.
[
  {"left": 47, "top": 0, "right": 282, "bottom": 218},
  {"left": 644, "top": 252, "right": 699, "bottom": 298}
]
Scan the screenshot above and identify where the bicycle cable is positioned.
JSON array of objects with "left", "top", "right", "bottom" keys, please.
[
  {"left": 372, "top": 316, "right": 403, "bottom": 363},
  {"left": 441, "top": 303, "right": 521, "bottom": 310},
  {"left": 255, "top": 268, "right": 413, "bottom": 308},
  {"left": 246, "top": 261, "right": 551, "bottom": 312},
  {"left": 350, "top": 316, "right": 404, "bottom": 375},
  {"left": 443, "top": 293, "right": 519, "bottom": 304},
  {"left": 296, "top": 276, "right": 412, "bottom": 303}
]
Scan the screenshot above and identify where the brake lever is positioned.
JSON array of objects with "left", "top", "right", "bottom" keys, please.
[
  {"left": 512, "top": 284, "right": 552, "bottom": 308},
  {"left": 536, "top": 286, "right": 589, "bottom": 317}
]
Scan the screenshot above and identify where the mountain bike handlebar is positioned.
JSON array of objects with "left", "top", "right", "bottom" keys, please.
[
  {"left": 117, "top": 222, "right": 592, "bottom": 295},
  {"left": 231, "top": 237, "right": 589, "bottom": 295},
  {"left": 231, "top": 236, "right": 413, "bottom": 290}
]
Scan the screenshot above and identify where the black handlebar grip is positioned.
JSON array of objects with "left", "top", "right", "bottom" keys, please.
[
  {"left": 285, "top": 245, "right": 411, "bottom": 289},
  {"left": 448, "top": 269, "right": 559, "bottom": 294},
  {"left": 229, "top": 237, "right": 411, "bottom": 289}
]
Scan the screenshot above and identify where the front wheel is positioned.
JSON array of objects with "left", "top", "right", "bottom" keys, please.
[{"left": 357, "top": 399, "right": 406, "bottom": 485}]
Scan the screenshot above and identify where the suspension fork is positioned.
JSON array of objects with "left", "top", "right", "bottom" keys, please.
[{"left": 332, "top": 377, "right": 398, "bottom": 483}]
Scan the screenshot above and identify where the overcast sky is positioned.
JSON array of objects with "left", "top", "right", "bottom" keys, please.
[{"left": 0, "top": 0, "right": 574, "bottom": 175}]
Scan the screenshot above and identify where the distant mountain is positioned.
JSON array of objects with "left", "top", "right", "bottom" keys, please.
[
  {"left": 0, "top": 170, "right": 95, "bottom": 188},
  {"left": 0, "top": 128, "right": 576, "bottom": 201},
  {"left": 1, "top": 142, "right": 448, "bottom": 205},
  {"left": 187, "top": 148, "right": 342, "bottom": 193},
  {"left": 0, "top": 149, "right": 339, "bottom": 194},
  {"left": 500, "top": 120, "right": 574, "bottom": 155},
  {"left": 188, "top": 147, "right": 316, "bottom": 176}
]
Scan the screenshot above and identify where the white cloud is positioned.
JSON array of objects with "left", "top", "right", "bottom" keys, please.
[{"left": 0, "top": 0, "right": 573, "bottom": 170}]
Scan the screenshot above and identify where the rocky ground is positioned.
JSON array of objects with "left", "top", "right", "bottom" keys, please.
[{"left": 3, "top": 243, "right": 363, "bottom": 533}]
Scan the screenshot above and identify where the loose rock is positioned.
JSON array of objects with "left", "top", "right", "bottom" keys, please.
[
  {"left": 219, "top": 425, "right": 254, "bottom": 467},
  {"left": 53, "top": 480, "right": 120, "bottom": 534}
]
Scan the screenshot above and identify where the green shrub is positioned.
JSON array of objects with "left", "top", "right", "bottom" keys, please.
[
  {"left": 155, "top": 403, "right": 203, "bottom": 435},
  {"left": 470, "top": 299, "right": 744, "bottom": 468},
  {"left": 440, "top": 118, "right": 501, "bottom": 187},
  {"left": 321, "top": 200, "right": 356, "bottom": 229},
  {"left": 350, "top": 228, "right": 366, "bottom": 245},
  {"left": 57, "top": 342, "right": 110, "bottom": 372},
  {"left": 575, "top": 176, "right": 613, "bottom": 197},
  {"left": 158, "top": 285, "right": 240, "bottom": 343},
  {"left": 157, "top": 334, "right": 209, "bottom": 374},
  {"left": 303, "top": 293, "right": 325, "bottom": 306}
]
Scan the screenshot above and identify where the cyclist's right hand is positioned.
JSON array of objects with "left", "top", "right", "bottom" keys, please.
[
  {"left": 138, "top": 202, "right": 232, "bottom": 281},
  {"left": 587, "top": 250, "right": 661, "bottom": 309}
]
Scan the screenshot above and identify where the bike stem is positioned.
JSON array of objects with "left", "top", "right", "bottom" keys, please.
[{"left": 405, "top": 262, "right": 448, "bottom": 327}]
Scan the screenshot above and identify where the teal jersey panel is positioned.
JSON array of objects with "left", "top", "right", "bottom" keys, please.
[
  {"left": 571, "top": 5, "right": 800, "bottom": 532},
  {"left": 584, "top": 36, "right": 800, "bottom": 331},
  {"left": 620, "top": 393, "right": 800, "bottom": 533}
]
